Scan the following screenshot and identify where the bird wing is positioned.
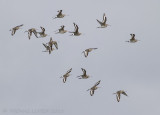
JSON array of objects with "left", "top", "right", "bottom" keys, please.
[
  {"left": 81, "top": 68, "right": 86, "bottom": 75},
  {"left": 43, "top": 43, "right": 47, "bottom": 48},
  {"left": 11, "top": 29, "right": 16, "bottom": 36},
  {"left": 90, "top": 90, "right": 94, "bottom": 96},
  {"left": 122, "top": 91, "right": 128, "bottom": 96},
  {"left": 116, "top": 94, "right": 120, "bottom": 102},
  {"left": 40, "top": 26, "right": 45, "bottom": 32},
  {"left": 103, "top": 13, "right": 107, "bottom": 23},
  {"left": 61, "top": 25, "right": 65, "bottom": 30},
  {"left": 33, "top": 30, "right": 38, "bottom": 38},
  {"left": 97, "top": 19, "right": 103, "bottom": 25},
  {"left": 16, "top": 24, "right": 23, "bottom": 28},
  {"left": 63, "top": 77, "right": 67, "bottom": 83},
  {"left": 94, "top": 80, "right": 101, "bottom": 87},
  {"left": 53, "top": 41, "right": 58, "bottom": 49},
  {"left": 75, "top": 25, "right": 79, "bottom": 33},
  {"left": 28, "top": 31, "right": 32, "bottom": 40},
  {"left": 130, "top": 34, "right": 135, "bottom": 40},
  {"left": 89, "top": 48, "right": 98, "bottom": 51},
  {"left": 73, "top": 23, "right": 76, "bottom": 28},
  {"left": 83, "top": 51, "right": 88, "bottom": 57},
  {"left": 66, "top": 68, "right": 72, "bottom": 74},
  {"left": 57, "top": 10, "right": 62, "bottom": 16}
]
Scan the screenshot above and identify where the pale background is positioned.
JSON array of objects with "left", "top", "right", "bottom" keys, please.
[{"left": 0, "top": 0, "right": 160, "bottom": 115}]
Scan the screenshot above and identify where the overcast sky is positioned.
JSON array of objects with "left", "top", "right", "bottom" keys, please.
[{"left": 0, "top": 0, "right": 160, "bottom": 115}]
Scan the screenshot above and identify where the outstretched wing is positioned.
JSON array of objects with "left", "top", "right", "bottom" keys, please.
[
  {"left": 90, "top": 90, "right": 94, "bottom": 96},
  {"left": 28, "top": 31, "right": 32, "bottom": 40},
  {"left": 11, "top": 29, "right": 16, "bottom": 36},
  {"left": 116, "top": 94, "right": 120, "bottom": 102},
  {"left": 83, "top": 51, "right": 88, "bottom": 57},
  {"left": 43, "top": 43, "right": 47, "bottom": 48},
  {"left": 63, "top": 77, "right": 67, "bottom": 83},
  {"left": 130, "top": 34, "right": 135, "bottom": 40},
  {"left": 81, "top": 68, "right": 86, "bottom": 75},
  {"left": 33, "top": 30, "right": 38, "bottom": 38},
  {"left": 75, "top": 25, "right": 79, "bottom": 33},
  {"left": 16, "top": 24, "right": 23, "bottom": 28},
  {"left": 94, "top": 80, "right": 101, "bottom": 87},
  {"left": 66, "top": 68, "right": 72, "bottom": 74},
  {"left": 97, "top": 19, "right": 103, "bottom": 25},
  {"left": 53, "top": 41, "right": 58, "bottom": 49},
  {"left": 61, "top": 25, "right": 65, "bottom": 30},
  {"left": 102, "top": 13, "right": 107, "bottom": 23},
  {"left": 89, "top": 48, "right": 98, "bottom": 51},
  {"left": 122, "top": 91, "right": 128, "bottom": 96},
  {"left": 40, "top": 26, "right": 45, "bottom": 32},
  {"left": 57, "top": 10, "right": 62, "bottom": 16}
]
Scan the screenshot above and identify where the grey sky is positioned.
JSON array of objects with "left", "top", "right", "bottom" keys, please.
[{"left": 0, "top": 0, "right": 160, "bottom": 115}]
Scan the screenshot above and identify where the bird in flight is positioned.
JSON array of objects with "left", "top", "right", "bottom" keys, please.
[
  {"left": 47, "top": 37, "right": 58, "bottom": 50},
  {"left": 69, "top": 23, "right": 81, "bottom": 36},
  {"left": 25, "top": 28, "right": 38, "bottom": 40},
  {"left": 42, "top": 43, "right": 52, "bottom": 54},
  {"left": 61, "top": 68, "right": 72, "bottom": 83},
  {"left": 10, "top": 24, "right": 23, "bottom": 36},
  {"left": 97, "top": 13, "right": 110, "bottom": 28},
  {"left": 53, "top": 10, "right": 66, "bottom": 19},
  {"left": 82, "top": 48, "right": 98, "bottom": 57},
  {"left": 77, "top": 68, "right": 90, "bottom": 79},
  {"left": 126, "top": 34, "right": 139, "bottom": 43},
  {"left": 87, "top": 80, "right": 101, "bottom": 96},
  {"left": 113, "top": 90, "right": 128, "bottom": 102},
  {"left": 38, "top": 26, "right": 48, "bottom": 38},
  {"left": 55, "top": 25, "right": 67, "bottom": 34}
]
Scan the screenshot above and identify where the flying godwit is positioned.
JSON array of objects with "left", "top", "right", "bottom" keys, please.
[
  {"left": 47, "top": 37, "right": 58, "bottom": 50},
  {"left": 42, "top": 43, "right": 52, "bottom": 54},
  {"left": 10, "top": 24, "right": 23, "bottom": 36},
  {"left": 82, "top": 48, "right": 98, "bottom": 57},
  {"left": 69, "top": 23, "right": 81, "bottom": 36},
  {"left": 25, "top": 28, "right": 38, "bottom": 40},
  {"left": 77, "top": 68, "right": 89, "bottom": 79},
  {"left": 53, "top": 10, "right": 66, "bottom": 19},
  {"left": 113, "top": 90, "right": 128, "bottom": 102},
  {"left": 38, "top": 26, "right": 47, "bottom": 37},
  {"left": 55, "top": 25, "right": 67, "bottom": 34},
  {"left": 126, "top": 34, "right": 139, "bottom": 43},
  {"left": 61, "top": 68, "right": 72, "bottom": 83},
  {"left": 97, "top": 13, "right": 110, "bottom": 28},
  {"left": 87, "top": 80, "right": 101, "bottom": 96}
]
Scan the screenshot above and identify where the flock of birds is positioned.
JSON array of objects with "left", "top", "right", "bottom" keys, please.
[{"left": 9, "top": 10, "right": 139, "bottom": 102}]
